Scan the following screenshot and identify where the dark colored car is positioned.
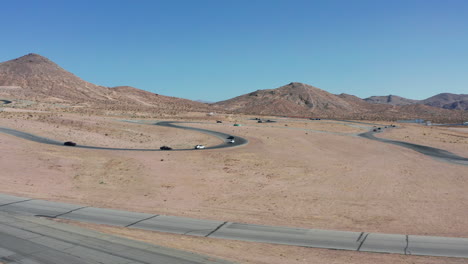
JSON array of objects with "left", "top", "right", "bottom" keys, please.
[
  {"left": 257, "top": 120, "right": 263, "bottom": 123},
  {"left": 216, "top": 120, "right": 222, "bottom": 123},
  {"left": 160, "top": 146, "right": 172, "bottom": 150},
  {"left": 227, "top": 136, "right": 235, "bottom": 140},
  {"left": 64, "top": 141, "right": 76, "bottom": 146}
]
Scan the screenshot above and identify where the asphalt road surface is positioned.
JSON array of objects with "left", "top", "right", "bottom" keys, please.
[
  {"left": 0, "top": 121, "right": 248, "bottom": 151},
  {"left": 359, "top": 128, "right": 468, "bottom": 166},
  {"left": 0, "top": 210, "right": 233, "bottom": 264},
  {"left": 1, "top": 194, "right": 467, "bottom": 259}
]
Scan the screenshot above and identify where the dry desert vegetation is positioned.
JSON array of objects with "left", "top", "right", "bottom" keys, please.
[{"left": 1, "top": 105, "right": 468, "bottom": 263}]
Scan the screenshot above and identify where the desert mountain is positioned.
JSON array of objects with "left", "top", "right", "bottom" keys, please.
[
  {"left": 420, "top": 93, "right": 468, "bottom": 110},
  {"left": 0, "top": 53, "right": 112, "bottom": 102},
  {"left": 214, "top": 82, "right": 397, "bottom": 118},
  {"left": 364, "top": 95, "right": 418, "bottom": 106},
  {"left": 0, "top": 53, "right": 209, "bottom": 113},
  {"left": 214, "top": 82, "right": 461, "bottom": 121},
  {"left": 107, "top": 86, "right": 207, "bottom": 111},
  {"left": 365, "top": 93, "right": 468, "bottom": 110}
]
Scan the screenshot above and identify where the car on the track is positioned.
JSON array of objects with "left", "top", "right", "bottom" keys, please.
[
  {"left": 257, "top": 120, "right": 263, "bottom": 123},
  {"left": 194, "top": 145, "right": 205, "bottom": 149},
  {"left": 216, "top": 120, "right": 222, "bottom": 123},
  {"left": 64, "top": 141, "right": 76, "bottom": 146},
  {"left": 373, "top": 129, "right": 378, "bottom": 132},
  {"left": 227, "top": 136, "right": 235, "bottom": 140},
  {"left": 160, "top": 146, "right": 172, "bottom": 150},
  {"left": 228, "top": 139, "right": 235, "bottom": 143}
]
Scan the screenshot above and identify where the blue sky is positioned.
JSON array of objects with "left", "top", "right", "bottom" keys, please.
[{"left": 1, "top": 0, "right": 467, "bottom": 101}]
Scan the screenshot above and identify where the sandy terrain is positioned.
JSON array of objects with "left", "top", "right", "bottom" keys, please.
[
  {"left": 1, "top": 112, "right": 468, "bottom": 263},
  {"left": 231, "top": 118, "right": 368, "bottom": 134},
  {"left": 0, "top": 112, "right": 220, "bottom": 148},
  {"left": 60, "top": 219, "right": 468, "bottom": 264}
]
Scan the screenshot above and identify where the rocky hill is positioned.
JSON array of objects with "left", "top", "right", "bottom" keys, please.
[
  {"left": 214, "top": 82, "right": 462, "bottom": 121},
  {"left": 420, "top": 93, "right": 468, "bottom": 110},
  {"left": 364, "top": 95, "right": 419, "bottom": 106},
  {"left": 0, "top": 53, "right": 209, "bottom": 113},
  {"left": 364, "top": 93, "right": 468, "bottom": 110},
  {"left": 213, "top": 82, "right": 398, "bottom": 118},
  {"left": 0, "top": 53, "right": 112, "bottom": 102},
  {"left": 214, "top": 82, "right": 368, "bottom": 117}
]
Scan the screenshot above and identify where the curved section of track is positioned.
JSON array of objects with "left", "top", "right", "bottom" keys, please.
[
  {"left": 0, "top": 99, "right": 12, "bottom": 105},
  {"left": 359, "top": 129, "right": 468, "bottom": 166},
  {"left": 0, "top": 121, "right": 248, "bottom": 151}
]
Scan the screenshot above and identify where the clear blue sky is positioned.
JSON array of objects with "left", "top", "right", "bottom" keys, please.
[{"left": 1, "top": 0, "right": 467, "bottom": 101}]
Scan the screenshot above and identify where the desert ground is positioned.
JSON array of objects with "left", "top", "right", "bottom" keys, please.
[{"left": 1, "top": 108, "right": 468, "bottom": 263}]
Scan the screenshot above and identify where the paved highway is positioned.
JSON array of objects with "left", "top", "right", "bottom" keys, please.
[
  {"left": 0, "top": 121, "right": 248, "bottom": 151},
  {"left": 1, "top": 193, "right": 467, "bottom": 259},
  {"left": 359, "top": 129, "right": 468, "bottom": 166},
  {"left": 0, "top": 210, "right": 233, "bottom": 264}
]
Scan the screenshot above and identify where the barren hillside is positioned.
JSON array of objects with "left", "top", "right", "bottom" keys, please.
[
  {"left": 0, "top": 53, "right": 112, "bottom": 102},
  {"left": 0, "top": 53, "right": 210, "bottom": 114},
  {"left": 365, "top": 93, "right": 468, "bottom": 111},
  {"left": 214, "top": 82, "right": 371, "bottom": 118},
  {"left": 421, "top": 93, "right": 468, "bottom": 110},
  {"left": 364, "top": 95, "right": 419, "bottom": 106},
  {"left": 214, "top": 82, "right": 463, "bottom": 121}
]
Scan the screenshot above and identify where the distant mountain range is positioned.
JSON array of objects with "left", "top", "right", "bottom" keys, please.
[
  {"left": 0, "top": 54, "right": 466, "bottom": 121},
  {"left": 213, "top": 82, "right": 461, "bottom": 121},
  {"left": 364, "top": 94, "right": 468, "bottom": 110}
]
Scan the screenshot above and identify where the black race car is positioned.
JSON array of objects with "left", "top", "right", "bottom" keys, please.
[
  {"left": 64, "top": 141, "right": 76, "bottom": 146},
  {"left": 160, "top": 146, "right": 172, "bottom": 150}
]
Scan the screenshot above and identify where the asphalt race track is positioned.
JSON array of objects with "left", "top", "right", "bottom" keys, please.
[
  {"left": 0, "top": 210, "right": 232, "bottom": 264},
  {"left": 0, "top": 121, "right": 248, "bottom": 151},
  {"left": 0, "top": 193, "right": 467, "bottom": 259},
  {"left": 1, "top": 120, "right": 468, "bottom": 259},
  {"left": 1, "top": 119, "right": 464, "bottom": 165},
  {"left": 359, "top": 129, "right": 468, "bottom": 166}
]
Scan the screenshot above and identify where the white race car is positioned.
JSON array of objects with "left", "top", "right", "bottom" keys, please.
[{"left": 194, "top": 145, "right": 206, "bottom": 149}]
